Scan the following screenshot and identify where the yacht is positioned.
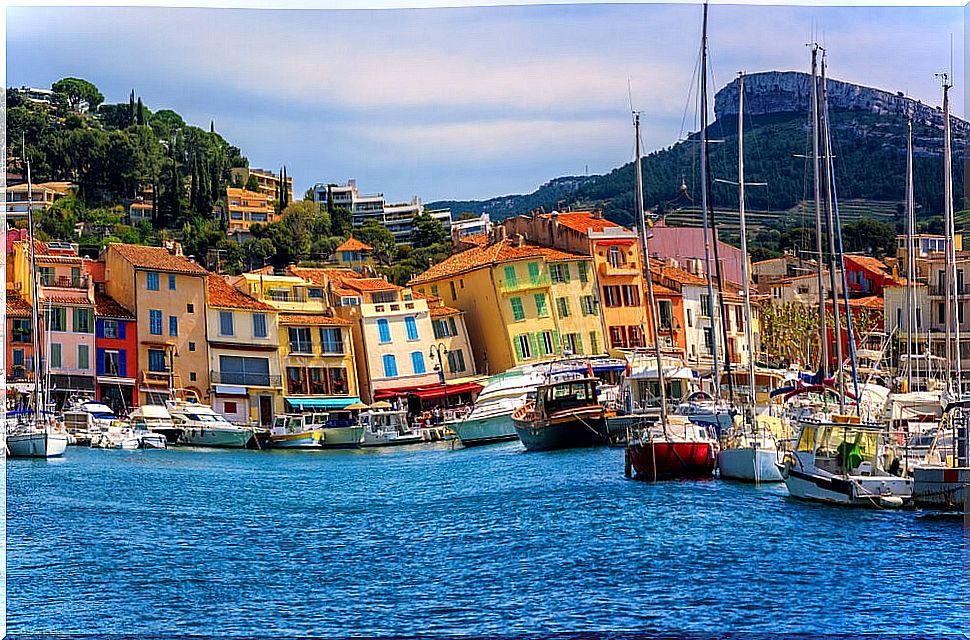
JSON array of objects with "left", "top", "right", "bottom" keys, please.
[
  {"left": 452, "top": 366, "right": 545, "bottom": 447},
  {"left": 361, "top": 408, "right": 423, "bottom": 447},
  {"left": 313, "top": 410, "right": 365, "bottom": 449},
  {"left": 6, "top": 411, "right": 69, "bottom": 458},
  {"left": 270, "top": 414, "right": 322, "bottom": 449},
  {"left": 166, "top": 400, "right": 254, "bottom": 448}
]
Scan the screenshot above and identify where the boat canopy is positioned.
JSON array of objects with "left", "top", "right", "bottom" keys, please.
[{"left": 285, "top": 397, "right": 361, "bottom": 410}]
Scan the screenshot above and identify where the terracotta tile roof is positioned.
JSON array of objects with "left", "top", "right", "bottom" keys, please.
[
  {"left": 109, "top": 244, "right": 209, "bottom": 275},
  {"left": 541, "top": 211, "right": 623, "bottom": 234},
  {"left": 207, "top": 275, "right": 275, "bottom": 311},
  {"left": 430, "top": 305, "right": 463, "bottom": 318},
  {"left": 650, "top": 282, "right": 679, "bottom": 296},
  {"left": 335, "top": 236, "right": 373, "bottom": 252},
  {"left": 6, "top": 291, "right": 32, "bottom": 318},
  {"left": 649, "top": 258, "right": 707, "bottom": 286},
  {"left": 460, "top": 234, "right": 488, "bottom": 246},
  {"left": 334, "top": 287, "right": 360, "bottom": 297},
  {"left": 850, "top": 295, "right": 885, "bottom": 310},
  {"left": 43, "top": 293, "right": 93, "bottom": 306},
  {"left": 409, "top": 239, "right": 586, "bottom": 285},
  {"left": 844, "top": 254, "right": 892, "bottom": 276},
  {"left": 226, "top": 187, "right": 268, "bottom": 201},
  {"left": 95, "top": 293, "right": 135, "bottom": 319},
  {"left": 343, "top": 277, "right": 399, "bottom": 293},
  {"left": 278, "top": 313, "right": 351, "bottom": 327},
  {"left": 287, "top": 266, "right": 362, "bottom": 288}
]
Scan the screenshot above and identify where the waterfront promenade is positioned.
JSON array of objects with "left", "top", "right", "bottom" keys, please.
[{"left": 6, "top": 443, "right": 968, "bottom": 635}]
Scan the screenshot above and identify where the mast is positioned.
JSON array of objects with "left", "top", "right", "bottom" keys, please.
[
  {"left": 635, "top": 112, "right": 668, "bottom": 431},
  {"left": 942, "top": 75, "right": 961, "bottom": 397},
  {"left": 820, "top": 53, "right": 845, "bottom": 413},
  {"left": 24, "top": 148, "right": 44, "bottom": 418},
  {"left": 811, "top": 44, "right": 829, "bottom": 377},
  {"left": 737, "top": 72, "right": 757, "bottom": 425},
  {"left": 905, "top": 114, "right": 916, "bottom": 391},
  {"left": 699, "top": 0, "right": 729, "bottom": 402}
]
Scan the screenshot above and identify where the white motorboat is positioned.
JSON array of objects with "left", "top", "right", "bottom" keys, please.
[
  {"left": 62, "top": 400, "right": 119, "bottom": 445},
  {"left": 452, "top": 367, "right": 545, "bottom": 447},
  {"left": 361, "top": 409, "right": 423, "bottom": 447},
  {"left": 167, "top": 400, "right": 254, "bottom": 448},
  {"left": 129, "top": 404, "right": 182, "bottom": 444},
  {"left": 91, "top": 424, "right": 141, "bottom": 450},
  {"left": 718, "top": 414, "right": 787, "bottom": 483},
  {"left": 779, "top": 417, "right": 912, "bottom": 508}
]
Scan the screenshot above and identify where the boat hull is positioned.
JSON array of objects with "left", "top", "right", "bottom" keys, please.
[
  {"left": 316, "top": 426, "right": 364, "bottom": 449},
  {"left": 513, "top": 412, "right": 608, "bottom": 452},
  {"left": 719, "top": 446, "right": 784, "bottom": 483},
  {"left": 912, "top": 466, "right": 970, "bottom": 510},
  {"left": 360, "top": 432, "right": 424, "bottom": 447},
  {"left": 453, "top": 413, "right": 518, "bottom": 447},
  {"left": 627, "top": 440, "right": 717, "bottom": 480},
  {"left": 781, "top": 465, "right": 913, "bottom": 508},
  {"left": 7, "top": 432, "right": 69, "bottom": 458},
  {"left": 179, "top": 427, "right": 253, "bottom": 448},
  {"left": 270, "top": 431, "right": 319, "bottom": 449}
]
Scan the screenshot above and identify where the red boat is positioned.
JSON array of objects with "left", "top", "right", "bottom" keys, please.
[{"left": 625, "top": 415, "right": 719, "bottom": 481}]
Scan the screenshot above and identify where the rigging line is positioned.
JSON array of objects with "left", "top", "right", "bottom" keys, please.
[{"left": 679, "top": 45, "right": 703, "bottom": 143}]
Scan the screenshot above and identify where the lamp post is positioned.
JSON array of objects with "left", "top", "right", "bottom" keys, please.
[{"left": 429, "top": 342, "right": 449, "bottom": 412}]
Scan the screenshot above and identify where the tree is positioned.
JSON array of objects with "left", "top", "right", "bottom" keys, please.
[
  {"left": 411, "top": 211, "right": 448, "bottom": 248},
  {"left": 759, "top": 301, "right": 821, "bottom": 368},
  {"left": 245, "top": 174, "right": 259, "bottom": 192},
  {"left": 355, "top": 221, "right": 395, "bottom": 265},
  {"left": 842, "top": 219, "right": 896, "bottom": 258},
  {"left": 52, "top": 77, "right": 104, "bottom": 112},
  {"left": 331, "top": 206, "right": 353, "bottom": 236}
]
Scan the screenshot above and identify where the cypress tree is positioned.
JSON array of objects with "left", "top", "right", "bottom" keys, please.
[
  {"left": 128, "top": 90, "right": 135, "bottom": 127},
  {"left": 210, "top": 120, "right": 215, "bottom": 134},
  {"left": 136, "top": 97, "right": 144, "bottom": 126}
]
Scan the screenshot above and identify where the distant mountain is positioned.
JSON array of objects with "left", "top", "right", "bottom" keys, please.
[{"left": 430, "top": 71, "right": 967, "bottom": 233}]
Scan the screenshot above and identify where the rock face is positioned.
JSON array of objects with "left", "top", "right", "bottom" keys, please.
[{"left": 714, "top": 71, "right": 967, "bottom": 134}]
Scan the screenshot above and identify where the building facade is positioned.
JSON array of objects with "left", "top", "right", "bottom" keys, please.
[
  {"left": 225, "top": 187, "right": 275, "bottom": 234},
  {"left": 93, "top": 293, "right": 138, "bottom": 414}
]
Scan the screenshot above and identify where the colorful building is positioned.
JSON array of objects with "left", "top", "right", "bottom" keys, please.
[
  {"left": 409, "top": 233, "right": 603, "bottom": 375},
  {"left": 225, "top": 187, "right": 275, "bottom": 234},
  {"left": 230, "top": 167, "right": 294, "bottom": 210},
  {"left": 102, "top": 243, "right": 211, "bottom": 405},
  {"left": 206, "top": 275, "right": 283, "bottom": 425},
  {"left": 6, "top": 291, "right": 35, "bottom": 407},
  {"left": 424, "top": 295, "right": 477, "bottom": 383},
  {"left": 93, "top": 293, "right": 138, "bottom": 414},
  {"left": 333, "top": 236, "right": 376, "bottom": 274}
]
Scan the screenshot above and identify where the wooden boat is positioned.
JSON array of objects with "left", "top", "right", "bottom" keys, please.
[{"left": 512, "top": 377, "right": 608, "bottom": 451}]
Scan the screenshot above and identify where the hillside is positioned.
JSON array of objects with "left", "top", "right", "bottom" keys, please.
[{"left": 431, "top": 71, "right": 967, "bottom": 235}]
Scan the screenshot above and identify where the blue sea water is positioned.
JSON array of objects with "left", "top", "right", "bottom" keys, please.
[{"left": 5, "top": 442, "right": 969, "bottom": 636}]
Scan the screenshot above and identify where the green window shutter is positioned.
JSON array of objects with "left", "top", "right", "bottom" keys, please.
[
  {"left": 514, "top": 335, "right": 524, "bottom": 361},
  {"left": 504, "top": 265, "right": 517, "bottom": 286},
  {"left": 528, "top": 333, "right": 538, "bottom": 359},
  {"left": 552, "top": 330, "right": 561, "bottom": 354},
  {"left": 590, "top": 331, "right": 599, "bottom": 355},
  {"left": 511, "top": 297, "right": 525, "bottom": 321},
  {"left": 578, "top": 262, "right": 588, "bottom": 283},
  {"left": 576, "top": 333, "right": 584, "bottom": 355},
  {"left": 534, "top": 293, "right": 547, "bottom": 317},
  {"left": 528, "top": 262, "right": 540, "bottom": 285}
]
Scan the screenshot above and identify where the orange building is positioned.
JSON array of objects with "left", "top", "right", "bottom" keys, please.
[{"left": 225, "top": 187, "right": 275, "bottom": 233}]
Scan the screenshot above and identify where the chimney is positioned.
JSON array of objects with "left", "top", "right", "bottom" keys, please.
[
  {"left": 515, "top": 233, "right": 525, "bottom": 248},
  {"left": 591, "top": 209, "right": 604, "bottom": 220},
  {"left": 495, "top": 226, "right": 508, "bottom": 243}
]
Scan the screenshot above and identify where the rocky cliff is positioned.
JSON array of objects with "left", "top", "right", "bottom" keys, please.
[{"left": 714, "top": 71, "right": 967, "bottom": 135}]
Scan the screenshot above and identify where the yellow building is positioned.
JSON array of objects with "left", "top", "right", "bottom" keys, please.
[
  {"left": 230, "top": 268, "right": 360, "bottom": 411},
  {"left": 424, "top": 295, "right": 477, "bottom": 382},
  {"left": 102, "top": 243, "right": 211, "bottom": 404},
  {"left": 225, "top": 187, "right": 275, "bottom": 233},
  {"left": 409, "top": 233, "right": 603, "bottom": 375},
  {"left": 206, "top": 275, "right": 283, "bottom": 425},
  {"left": 230, "top": 167, "right": 294, "bottom": 209}
]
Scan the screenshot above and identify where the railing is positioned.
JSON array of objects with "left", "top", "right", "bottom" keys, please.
[
  {"left": 210, "top": 371, "right": 281, "bottom": 387},
  {"left": 499, "top": 273, "right": 551, "bottom": 293},
  {"left": 928, "top": 284, "right": 970, "bottom": 296},
  {"left": 142, "top": 371, "right": 172, "bottom": 386},
  {"left": 11, "top": 332, "right": 32, "bottom": 344},
  {"left": 7, "top": 369, "right": 34, "bottom": 382},
  {"left": 320, "top": 341, "right": 345, "bottom": 355},
  {"left": 40, "top": 274, "right": 90, "bottom": 289},
  {"left": 268, "top": 291, "right": 308, "bottom": 303},
  {"left": 598, "top": 261, "right": 640, "bottom": 276},
  {"left": 289, "top": 341, "right": 313, "bottom": 354}
]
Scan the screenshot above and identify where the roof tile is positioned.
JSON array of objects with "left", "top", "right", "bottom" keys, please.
[
  {"left": 410, "top": 239, "right": 587, "bottom": 285},
  {"left": 95, "top": 293, "right": 135, "bottom": 319},
  {"left": 207, "top": 275, "right": 275, "bottom": 311},
  {"left": 109, "top": 244, "right": 210, "bottom": 276}
]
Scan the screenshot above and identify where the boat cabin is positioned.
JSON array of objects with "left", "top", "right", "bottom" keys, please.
[
  {"left": 794, "top": 420, "right": 899, "bottom": 477},
  {"left": 536, "top": 378, "right": 598, "bottom": 416}
]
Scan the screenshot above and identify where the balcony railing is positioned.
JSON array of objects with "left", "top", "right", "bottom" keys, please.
[
  {"left": 928, "top": 284, "right": 970, "bottom": 296},
  {"left": 289, "top": 341, "right": 313, "bottom": 354},
  {"left": 499, "top": 274, "right": 551, "bottom": 293},
  {"left": 7, "top": 368, "right": 34, "bottom": 382},
  {"left": 598, "top": 261, "right": 640, "bottom": 276},
  {"left": 40, "top": 274, "right": 90, "bottom": 289},
  {"left": 320, "top": 341, "right": 345, "bottom": 355},
  {"left": 210, "top": 371, "right": 281, "bottom": 387},
  {"left": 267, "top": 290, "right": 308, "bottom": 303}
]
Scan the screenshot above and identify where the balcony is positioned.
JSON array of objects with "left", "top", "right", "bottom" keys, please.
[
  {"left": 141, "top": 370, "right": 173, "bottom": 387},
  {"left": 7, "top": 368, "right": 34, "bottom": 382},
  {"left": 598, "top": 261, "right": 640, "bottom": 277},
  {"left": 928, "top": 284, "right": 970, "bottom": 296},
  {"left": 363, "top": 301, "right": 419, "bottom": 316},
  {"left": 210, "top": 370, "right": 281, "bottom": 387},
  {"left": 289, "top": 341, "right": 313, "bottom": 354},
  {"left": 267, "top": 290, "right": 308, "bottom": 303},
  {"left": 320, "top": 341, "right": 345, "bottom": 355},
  {"left": 499, "top": 274, "right": 551, "bottom": 293},
  {"left": 40, "top": 274, "right": 91, "bottom": 289}
]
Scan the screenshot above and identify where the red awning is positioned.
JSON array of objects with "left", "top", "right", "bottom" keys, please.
[
  {"left": 595, "top": 238, "right": 636, "bottom": 246},
  {"left": 373, "top": 381, "right": 483, "bottom": 401}
]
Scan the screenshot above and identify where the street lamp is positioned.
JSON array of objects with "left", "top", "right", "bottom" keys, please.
[{"left": 429, "top": 342, "right": 449, "bottom": 411}]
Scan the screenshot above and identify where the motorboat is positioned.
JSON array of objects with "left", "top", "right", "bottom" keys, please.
[
  {"left": 312, "top": 410, "right": 365, "bottom": 449},
  {"left": 166, "top": 400, "right": 254, "bottom": 448},
  {"left": 779, "top": 416, "right": 912, "bottom": 508},
  {"left": 62, "top": 400, "right": 119, "bottom": 446},
  {"left": 270, "top": 413, "right": 321, "bottom": 449},
  {"left": 452, "top": 366, "right": 545, "bottom": 447},
  {"left": 360, "top": 408, "right": 423, "bottom": 447},
  {"left": 128, "top": 405, "right": 181, "bottom": 445},
  {"left": 512, "top": 377, "right": 608, "bottom": 451}
]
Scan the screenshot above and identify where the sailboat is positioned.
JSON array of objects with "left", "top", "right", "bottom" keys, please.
[
  {"left": 717, "top": 71, "right": 784, "bottom": 483},
  {"left": 6, "top": 150, "right": 69, "bottom": 458}
]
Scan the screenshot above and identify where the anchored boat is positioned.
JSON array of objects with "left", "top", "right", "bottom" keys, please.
[{"left": 512, "top": 377, "right": 608, "bottom": 451}]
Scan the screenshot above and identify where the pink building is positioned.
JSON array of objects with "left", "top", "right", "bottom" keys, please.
[{"left": 645, "top": 221, "right": 745, "bottom": 286}]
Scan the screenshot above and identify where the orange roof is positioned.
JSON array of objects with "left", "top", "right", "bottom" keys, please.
[
  {"left": 849, "top": 295, "right": 885, "bottom": 310},
  {"left": 226, "top": 187, "right": 268, "bottom": 201},
  {"left": 409, "top": 239, "right": 586, "bottom": 285},
  {"left": 110, "top": 244, "right": 209, "bottom": 275},
  {"left": 207, "top": 275, "right": 275, "bottom": 311},
  {"left": 649, "top": 258, "right": 707, "bottom": 286},
  {"left": 342, "top": 277, "right": 399, "bottom": 293},
  {"left": 541, "top": 211, "right": 623, "bottom": 234},
  {"left": 287, "top": 266, "right": 362, "bottom": 288},
  {"left": 7, "top": 292, "right": 32, "bottom": 318},
  {"left": 430, "top": 305, "right": 463, "bottom": 318},
  {"left": 335, "top": 236, "right": 373, "bottom": 253},
  {"left": 278, "top": 313, "right": 351, "bottom": 327},
  {"left": 650, "top": 282, "right": 679, "bottom": 296},
  {"left": 95, "top": 293, "right": 135, "bottom": 319},
  {"left": 844, "top": 254, "right": 891, "bottom": 276}
]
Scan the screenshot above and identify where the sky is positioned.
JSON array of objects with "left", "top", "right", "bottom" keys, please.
[{"left": 5, "top": 1, "right": 966, "bottom": 203}]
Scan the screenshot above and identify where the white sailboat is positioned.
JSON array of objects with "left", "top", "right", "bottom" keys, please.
[
  {"left": 717, "top": 71, "right": 783, "bottom": 483},
  {"left": 5, "top": 149, "right": 68, "bottom": 459}
]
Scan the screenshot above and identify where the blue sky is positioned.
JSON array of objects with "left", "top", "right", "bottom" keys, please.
[{"left": 6, "top": 2, "right": 965, "bottom": 202}]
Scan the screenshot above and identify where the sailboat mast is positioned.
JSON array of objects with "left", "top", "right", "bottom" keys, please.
[
  {"left": 634, "top": 112, "right": 669, "bottom": 430},
  {"left": 811, "top": 44, "right": 829, "bottom": 377},
  {"left": 905, "top": 114, "right": 916, "bottom": 391},
  {"left": 737, "top": 72, "right": 757, "bottom": 423},
  {"left": 699, "top": 0, "right": 725, "bottom": 401},
  {"left": 820, "top": 54, "right": 845, "bottom": 413},
  {"left": 942, "top": 76, "right": 961, "bottom": 396},
  {"left": 24, "top": 151, "right": 44, "bottom": 416}
]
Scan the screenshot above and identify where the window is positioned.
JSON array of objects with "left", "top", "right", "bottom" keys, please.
[
  {"left": 510, "top": 297, "right": 525, "bottom": 321},
  {"left": 224, "top": 401, "right": 238, "bottom": 414},
  {"left": 704, "top": 327, "right": 714, "bottom": 354},
  {"left": 411, "top": 351, "right": 426, "bottom": 374},
  {"left": 589, "top": 331, "right": 599, "bottom": 355},
  {"left": 449, "top": 317, "right": 458, "bottom": 337},
  {"left": 187, "top": 303, "right": 195, "bottom": 313},
  {"left": 308, "top": 288, "right": 324, "bottom": 299},
  {"left": 659, "top": 300, "right": 674, "bottom": 329},
  {"left": 556, "top": 297, "right": 571, "bottom": 318},
  {"left": 77, "top": 344, "right": 89, "bottom": 370},
  {"left": 700, "top": 294, "right": 712, "bottom": 317},
  {"left": 169, "top": 315, "right": 179, "bottom": 337},
  {"left": 48, "top": 306, "right": 67, "bottom": 332},
  {"left": 320, "top": 328, "right": 344, "bottom": 354},
  {"left": 621, "top": 285, "right": 640, "bottom": 307},
  {"left": 219, "top": 356, "right": 270, "bottom": 386},
  {"left": 610, "top": 326, "right": 626, "bottom": 348},
  {"left": 382, "top": 354, "right": 399, "bottom": 377},
  {"left": 378, "top": 318, "right": 391, "bottom": 343},
  {"left": 534, "top": 294, "right": 549, "bottom": 317},
  {"left": 190, "top": 372, "right": 197, "bottom": 382},
  {"left": 103, "top": 319, "right": 118, "bottom": 339},
  {"left": 449, "top": 281, "right": 457, "bottom": 300},
  {"left": 50, "top": 343, "right": 62, "bottom": 368},
  {"left": 188, "top": 342, "right": 196, "bottom": 352},
  {"left": 550, "top": 263, "right": 569, "bottom": 283},
  {"left": 253, "top": 313, "right": 267, "bottom": 338},
  {"left": 504, "top": 265, "right": 518, "bottom": 288},
  {"left": 528, "top": 262, "right": 540, "bottom": 285},
  {"left": 38, "top": 266, "right": 54, "bottom": 286},
  {"left": 405, "top": 316, "right": 419, "bottom": 341},
  {"left": 12, "top": 349, "right": 24, "bottom": 368},
  {"left": 447, "top": 349, "right": 466, "bottom": 374},
  {"left": 687, "top": 309, "right": 694, "bottom": 328},
  {"left": 168, "top": 274, "right": 177, "bottom": 291},
  {"left": 581, "top": 296, "right": 596, "bottom": 316},
  {"left": 563, "top": 333, "right": 582, "bottom": 355},
  {"left": 286, "top": 367, "right": 307, "bottom": 394},
  {"left": 103, "top": 350, "right": 121, "bottom": 376},
  {"left": 433, "top": 319, "right": 448, "bottom": 339},
  {"left": 916, "top": 307, "right": 922, "bottom": 330},
  {"left": 628, "top": 326, "right": 644, "bottom": 347},
  {"left": 515, "top": 334, "right": 533, "bottom": 360},
  {"left": 74, "top": 308, "right": 93, "bottom": 333},
  {"left": 289, "top": 327, "right": 312, "bottom": 353},
  {"left": 578, "top": 262, "right": 589, "bottom": 283},
  {"left": 609, "top": 246, "right": 622, "bottom": 267},
  {"left": 12, "top": 319, "right": 31, "bottom": 343},
  {"left": 147, "top": 272, "right": 159, "bottom": 290},
  {"left": 329, "top": 368, "right": 349, "bottom": 395},
  {"left": 148, "top": 349, "right": 167, "bottom": 372},
  {"left": 430, "top": 285, "right": 439, "bottom": 298},
  {"left": 220, "top": 310, "right": 235, "bottom": 336},
  {"left": 602, "top": 286, "right": 621, "bottom": 308},
  {"left": 540, "top": 330, "right": 556, "bottom": 356},
  {"left": 149, "top": 309, "right": 162, "bottom": 335}
]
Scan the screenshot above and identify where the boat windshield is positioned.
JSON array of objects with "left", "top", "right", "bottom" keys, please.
[
  {"left": 274, "top": 416, "right": 289, "bottom": 429},
  {"left": 188, "top": 412, "right": 231, "bottom": 424},
  {"left": 813, "top": 424, "right": 881, "bottom": 472}
]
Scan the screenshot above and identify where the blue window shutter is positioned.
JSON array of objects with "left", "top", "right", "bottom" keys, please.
[
  {"left": 119, "top": 350, "right": 127, "bottom": 378},
  {"left": 96, "top": 348, "right": 105, "bottom": 375},
  {"left": 411, "top": 351, "right": 426, "bottom": 374},
  {"left": 118, "top": 321, "right": 126, "bottom": 340},
  {"left": 378, "top": 319, "right": 391, "bottom": 342},
  {"left": 96, "top": 320, "right": 104, "bottom": 339}
]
